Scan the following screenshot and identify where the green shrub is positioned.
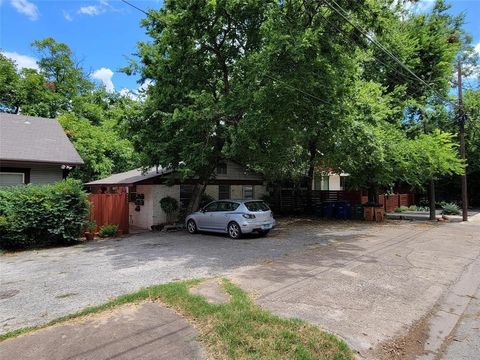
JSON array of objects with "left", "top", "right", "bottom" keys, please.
[
  {"left": 442, "top": 202, "right": 461, "bottom": 215},
  {"left": 408, "top": 205, "right": 417, "bottom": 211},
  {"left": 417, "top": 206, "right": 429, "bottom": 212},
  {"left": 394, "top": 206, "right": 409, "bottom": 213},
  {"left": 0, "top": 179, "right": 89, "bottom": 250},
  {"left": 98, "top": 224, "right": 118, "bottom": 238},
  {"left": 159, "top": 196, "right": 179, "bottom": 223}
]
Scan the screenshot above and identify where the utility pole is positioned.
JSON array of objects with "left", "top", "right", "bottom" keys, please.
[{"left": 457, "top": 60, "right": 468, "bottom": 221}]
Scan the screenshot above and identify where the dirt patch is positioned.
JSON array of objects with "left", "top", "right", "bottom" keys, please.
[
  {"left": 190, "top": 278, "right": 230, "bottom": 304},
  {"left": 368, "top": 314, "right": 431, "bottom": 359}
]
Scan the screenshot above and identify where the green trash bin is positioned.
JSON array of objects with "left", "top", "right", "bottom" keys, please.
[{"left": 354, "top": 204, "right": 364, "bottom": 220}]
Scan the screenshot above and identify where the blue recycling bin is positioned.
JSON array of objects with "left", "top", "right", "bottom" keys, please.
[
  {"left": 322, "top": 202, "right": 335, "bottom": 218},
  {"left": 335, "top": 202, "right": 352, "bottom": 220}
]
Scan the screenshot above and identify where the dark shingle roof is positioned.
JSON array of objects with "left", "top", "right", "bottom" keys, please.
[{"left": 0, "top": 113, "right": 84, "bottom": 165}]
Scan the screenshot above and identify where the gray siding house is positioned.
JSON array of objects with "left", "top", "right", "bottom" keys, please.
[{"left": 0, "top": 113, "right": 84, "bottom": 186}]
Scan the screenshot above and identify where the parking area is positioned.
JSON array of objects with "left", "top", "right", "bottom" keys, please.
[
  {"left": 1, "top": 217, "right": 479, "bottom": 359},
  {"left": 1, "top": 219, "right": 367, "bottom": 334}
]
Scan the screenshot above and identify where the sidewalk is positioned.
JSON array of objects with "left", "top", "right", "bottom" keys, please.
[
  {"left": 0, "top": 302, "right": 204, "bottom": 360},
  {"left": 441, "top": 285, "right": 480, "bottom": 359}
]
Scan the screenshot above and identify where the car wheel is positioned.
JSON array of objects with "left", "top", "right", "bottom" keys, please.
[
  {"left": 258, "top": 230, "right": 270, "bottom": 237},
  {"left": 187, "top": 219, "right": 197, "bottom": 234},
  {"left": 227, "top": 222, "right": 241, "bottom": 239}
]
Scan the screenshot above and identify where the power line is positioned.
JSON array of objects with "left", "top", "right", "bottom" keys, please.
[
  {"left": 120, "top": 0, "right": 148, "bottom": 15},
  {"left": 264, "top": 74, "right": 336, "bottom": 107},
  {"left": 323, "top": 0, "right": 456, "bottom": 107}
]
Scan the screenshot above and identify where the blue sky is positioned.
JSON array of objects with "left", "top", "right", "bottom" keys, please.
[{"left": 0, "top": 0, "right": 479, "bottom": 93}]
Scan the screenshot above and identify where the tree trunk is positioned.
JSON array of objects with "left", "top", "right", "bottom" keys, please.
[
  {"left": 186, "top": 181, "right": 208, "bottom": 215},
  {"left": 305, "top": 141, "right": 317, "bottom": 214},
  {"left": 368, "top": 183, "right": 378, "bottom": 205},
  {"left": 429, "top": 179, "right": 436, "bottom": 221}
]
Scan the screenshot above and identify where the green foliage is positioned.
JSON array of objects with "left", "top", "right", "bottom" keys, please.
[
  {"left": 98, "top": 224, "right": 118, "bottom": 238},
  {"left": 0, "top": 54, "right": 21, "bottom": 113},
  {"left": 0, "top": 179, "right": 89, "bottom": 250},
  {"left": 86, "top": 220, "right": 97, "bottom": 232},
  {"left": 442, "top": 202, "right": 461, "bottom": 215},
  {"left": 0, "top": 37, "right": 140, "bottom": 183},
  {"left": 408, "top": 205, "right": 417, "bottom": 211},
  {"left": 394, "top": 206, "right": 409, "bottom": 213},
  {"left": 58, "top": 113, "right": 138, "bottom": 182},
  {"left": 159, "top": 196, "right": 179, "bottom": 215}
]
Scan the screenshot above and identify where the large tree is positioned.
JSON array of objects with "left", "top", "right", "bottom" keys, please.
[{"left": 127, "top": 0, "right": 272, "bottom": 212}]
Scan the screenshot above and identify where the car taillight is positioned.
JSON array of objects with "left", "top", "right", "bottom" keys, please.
[{"left": 242, "top": 214, "right": 256, "bottom": 219}]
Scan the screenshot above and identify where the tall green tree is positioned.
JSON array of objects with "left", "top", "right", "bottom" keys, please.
[
  {"left": 127, "top": 0, "right": 272, "bottom": 212},
  {"left": 0, "top": 54, "right": 21, "bottom": 113}
]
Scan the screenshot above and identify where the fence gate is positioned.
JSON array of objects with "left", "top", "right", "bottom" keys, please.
[{"left": 88, "top": 193, "right": 129, "bottom": 234}]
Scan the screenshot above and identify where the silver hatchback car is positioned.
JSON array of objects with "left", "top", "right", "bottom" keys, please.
[{"left": 185, "top": 200, "right": 275, "bottom": 239}]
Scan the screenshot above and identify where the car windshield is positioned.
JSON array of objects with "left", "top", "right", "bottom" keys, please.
[{"left": 244, "top": 201, "right": 270, "bottom": 212}]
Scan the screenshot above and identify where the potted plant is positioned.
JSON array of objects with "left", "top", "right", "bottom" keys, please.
[
  {"left": 98, "top": 224, "right": 119, "bottom": 238},
  {"left": 363, "top": 202, "right": 375, "bottom": 221},
  {"left": 160, "top": 196, "right": 179, "bottom": 225},
  {"left": 84, "top": 220, "right": 96, "bottom": 241}
]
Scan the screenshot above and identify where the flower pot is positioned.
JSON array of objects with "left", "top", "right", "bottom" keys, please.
[
  {"left": 363, "top": 207, "right": 375, "bottom": 221},
  {"left": 84, "top": 232, "right": 94, "bottom": 241},
  {"left": 374, "top": 207, "right": 385, "bottom": 222}
]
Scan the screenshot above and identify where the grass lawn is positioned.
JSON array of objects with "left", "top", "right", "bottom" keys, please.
[{"left": 0, "top": 278, "right": 354, "bottom": 360}]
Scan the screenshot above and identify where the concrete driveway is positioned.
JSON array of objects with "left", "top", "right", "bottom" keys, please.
[
  {"left": 229, "top": 218, "right": 480, "bottom": 359},
  {"left": 1, "top": 217, "right": 479, "bottom": 360},
  {"left": 0, "top": 219, "right": 364, "bottom": 334}
]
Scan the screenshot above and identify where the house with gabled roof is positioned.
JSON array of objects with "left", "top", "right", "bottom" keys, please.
[{"left": 0, "top": 113, "right": 84, "bottom": 186}]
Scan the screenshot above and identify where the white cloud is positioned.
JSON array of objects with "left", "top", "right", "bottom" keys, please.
[
  {"left": 77, "top": 1, "right": 114, "bottom": 16},
  {"left": 10, "top": 0, "right": 39, "bottom": 20},
  {"left": 475, "top": 42, "right": 480, "bottom": 56},
  {"left": 78, "top": 5, "right": 103, "bottom": 16},
  {"left": 63, "top": 10, "right": 73, "bottom": 21},
  {"left": 91, "top": 67, "right": 115, "bottom": 92},
  {"left": 1, "top": 51, "right": 39, "bottom": 70}
]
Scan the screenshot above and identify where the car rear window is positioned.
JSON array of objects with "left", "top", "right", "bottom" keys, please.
[{"left": 244, "top": 201, "right": 270, "bottom": 211}]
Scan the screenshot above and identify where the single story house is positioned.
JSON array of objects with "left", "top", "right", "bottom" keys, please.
[
  {"left": 0, "top": 113, "right": 84, "bottom": 186},
  {"left": 86, "top": 161, "right": 267, "bottom": 230}
]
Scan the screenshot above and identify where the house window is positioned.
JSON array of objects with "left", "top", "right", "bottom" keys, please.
[
  {"left": 180, "top": 184, "right": 194, "bottom": 209},
  {"left": 219, "top": 185, "right": 230, "bottom": 200},
  {"left": 0, "top": 172, "right": 24, "bottom": 186},
  {"left": 216, "top": 163, "right": 227, "bottom": 175},
  {"left": 128, "top": 185, "right": 137, "bottom": 202},
  {"left": 243, "top": 185, "right": 254, "bottom": 200},
  {"left": 321, "top": 176, "right": 329, "bottom": 191}
]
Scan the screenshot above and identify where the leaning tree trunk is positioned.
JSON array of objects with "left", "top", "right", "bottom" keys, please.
[{"left": 186, "top": 181, "right": 208, "bottom": 215}]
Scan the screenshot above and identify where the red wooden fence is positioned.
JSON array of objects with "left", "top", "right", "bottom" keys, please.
[{"left": 88, "top": 193, "right": 129, "bottom": 234}]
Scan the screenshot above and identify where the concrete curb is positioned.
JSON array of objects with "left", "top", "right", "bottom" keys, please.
[{"left": 417, "top": 254, "right": 480, "bottom": 359}]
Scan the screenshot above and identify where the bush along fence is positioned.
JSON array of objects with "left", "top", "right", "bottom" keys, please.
[{"left": 0, "top": 179, "right": 89, "bottom": 250}]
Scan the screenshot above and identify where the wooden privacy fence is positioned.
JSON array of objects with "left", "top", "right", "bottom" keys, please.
[
  {"left": 88, "top": 193, "right": 129, "bottom": 234},
  {"left": 272, "top": 190, "right": 414, "bottom": 214}
]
